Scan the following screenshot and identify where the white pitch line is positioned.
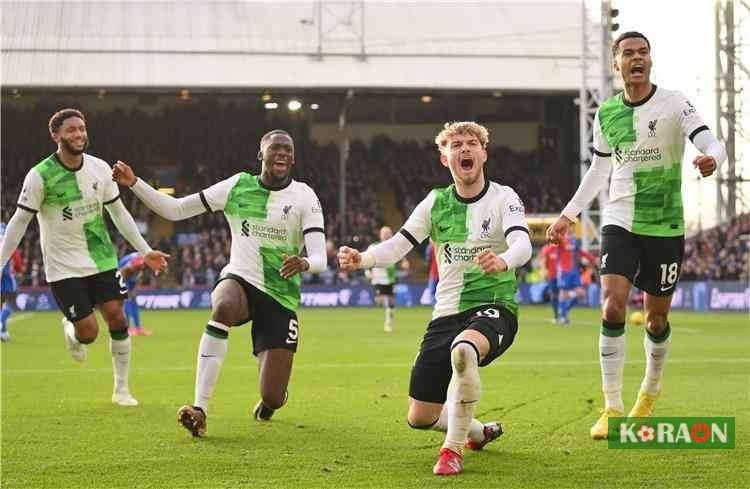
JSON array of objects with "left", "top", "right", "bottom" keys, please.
[
  {"left": 3, "top": 357, "right": 749, "bottom": 375},
  {"left": 6, "top": 313, "right": 36, "bottom": 324}
]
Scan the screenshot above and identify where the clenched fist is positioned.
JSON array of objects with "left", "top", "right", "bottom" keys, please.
[
  {"left": 474, "top": 248, "right": 508, "bottom": 274},
  {"left": 337, "top": 246, "right": 362, "bottom": 271},
  {"left": 693, "top": 155, "right": 717, "bottom": 178}
]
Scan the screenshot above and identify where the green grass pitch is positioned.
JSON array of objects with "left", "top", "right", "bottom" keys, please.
[{"left": 2, "top": 305, "right": 748, "bottom": 488}]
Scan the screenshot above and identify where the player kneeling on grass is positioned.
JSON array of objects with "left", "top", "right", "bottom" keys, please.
[
  {"left": 0, "top": 108, "right": 169, "bottom": 407},
  {"left": 112, "top": 130, "right": 326, "bottom": 437},
  {"left": 339, "top": 122, "right": 532, "bottom": 476}
]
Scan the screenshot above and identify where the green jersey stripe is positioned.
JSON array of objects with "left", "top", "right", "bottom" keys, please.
[{"left": 83, "top": 215, "right": 118, "bottom": 272}]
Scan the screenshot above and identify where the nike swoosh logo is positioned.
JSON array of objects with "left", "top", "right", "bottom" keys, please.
[
  {"left": 660, "top": 285, "right": 674, "bottom": 292},
  {"left": 285, "top": 339, "right": 297, "bottom": 344},
  {"left": 601, "top": 352, "right": 617, "bottom": 358},
  {"left": 200, "top": 354, "right": 216, "bottom": 358},
  {"left": 439, "top": 226, "right": 450, "bottom": 232},
  {"left": 459, "top": 399, "right": 478, "bottom": 404}
]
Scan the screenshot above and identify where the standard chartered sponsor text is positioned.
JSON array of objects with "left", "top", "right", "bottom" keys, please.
[
  {"left": 617, "top": 147, "right": 662, "bottom": 163},
  {"left": 250, "top": 223, "right": 288, "bottom": 240},
  {"left": 450, "top": 244, "right": 490, "bottom": 262}
]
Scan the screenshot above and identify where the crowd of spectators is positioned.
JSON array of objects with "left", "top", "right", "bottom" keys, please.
[{"left": 682, "top": 213, "right": 750, "bottom": 281}]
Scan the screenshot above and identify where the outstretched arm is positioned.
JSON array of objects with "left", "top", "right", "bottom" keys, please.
[
  {"left": 0, "top": 209, "right": 34, "bottom": 270},
  {"left": 113, "top": 161, "right": 209, "bottom": 221},
  {"left": 105, "top": 199, "right": 170, "bottom": 275}
]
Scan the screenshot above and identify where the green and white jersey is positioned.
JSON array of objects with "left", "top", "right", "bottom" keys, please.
[
  {"left": 201, "top": 173, "right": 323, "bottom": 312},
  {"left": 595, "top": 85, "right": 707, "bottom": 237},
  {"left": 17, "top": 153, "right": 121, "bottom": 282},
  {"left": 367, "top": 241, "right": 397, "bottom": 285},
  {"left": 401, "top": 181, "right": 528, "bottom": 320}
]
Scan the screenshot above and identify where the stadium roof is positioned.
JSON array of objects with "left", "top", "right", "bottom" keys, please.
[{"left": 2, "top": 1, "right": 593, "bottom": 91}]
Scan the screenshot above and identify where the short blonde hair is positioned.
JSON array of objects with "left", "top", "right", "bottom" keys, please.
[{"left": 434, "top": 121, "right": 489, "bottom": 151}]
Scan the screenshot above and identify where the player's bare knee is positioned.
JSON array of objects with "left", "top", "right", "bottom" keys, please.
[
  {"left": 104, "top": 313, "right": 127, "bottom": 331},
  {"left": 76, "top": 326, "right": 98, "bottom": 344},
  {"left": 407, "top": 412, "right": 438, "bottom": 430},
  {"left": 211, "top": 297, "right": 242, "bottom": 326},
  {"left": 602, "top": 297, "right": 627, "bottom": 322}
]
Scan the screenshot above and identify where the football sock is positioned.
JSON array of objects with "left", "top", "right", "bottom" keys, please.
[
  {"left": 563, "top": 297, "right": 578, "bottom": 316},
  {"left": 442, "top": 342, "right": 481, "bottom": 455},
  {"left": 110, "top": 329, "right": 131, "bottom": 394},
  {"left": 641, "top": 323, "right": 671, "bottom": 395},
  {"left": 130, "top": 301, "right": 141, "bottom": 328},
  {"left": 123, "top": 300, "right": 133, "bottom": 325},
  {"left": 550, "top": 291, "right": 559, "bottom": 319},
  {"left": 194, "top": 321, "right": 229, "bottom": 414},
  {"left": 385, "top": 304, "right": 394, "bottom": 327},
  {"left": 600, "top": 320, "right": 626, "bottom": 412},
  {"left": 63, "top": 318, "right": 83, "bottom": 344},
  {"left": 0, "top": 304, "right": 11, "bottom": 332},
  {"left": 427, "top": 404, "right": 485, "bottom": 442}
]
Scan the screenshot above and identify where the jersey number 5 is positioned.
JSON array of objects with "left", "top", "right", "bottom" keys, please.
[{"left": 286, "top": 318, "right": 299, "bottom": 344}]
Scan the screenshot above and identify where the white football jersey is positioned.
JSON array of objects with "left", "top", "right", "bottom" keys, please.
[
  {"left": 17, "top": 153, "right": 121, "bottom": 282},
  {"left": 401, "top": 181, "right": 528, "bottom": 320},
  {"left": 594, "top": 85, "right": 708, "bottom": 237},
  {"left": 201, "top": 173, "right": 324, "bottom": 312}
]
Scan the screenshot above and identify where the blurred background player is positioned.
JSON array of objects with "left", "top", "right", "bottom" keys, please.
[
  {"left": 0, "top": 222, "right": 24, "bottom": 342},
  {"left": 365, "top": 226, "right": 408, "bottom": 332},
  {"left": 118, "top": 251, "right": 152, "bottom": 336},
  {"left": 539, "top": 240, "right": 560, "bottom": 323},
  {"left": 554, "top": 228, "right": 597, "bottom": 325}
]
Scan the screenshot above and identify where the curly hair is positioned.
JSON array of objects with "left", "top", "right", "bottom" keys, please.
[
  {"left": 48, "top": 108, "right": 85, "bottom": 134},
  {"left": 434, "top": 121, "right": 489, "bottom": 151}
]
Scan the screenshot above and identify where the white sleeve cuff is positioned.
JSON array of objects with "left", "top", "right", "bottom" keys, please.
[{"left": 498, "top": 230, "right": 532, "bottom": 270}]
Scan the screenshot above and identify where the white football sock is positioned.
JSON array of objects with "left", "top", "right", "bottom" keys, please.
[
  {"left": 442, "top": 342, "right": 481, "bottom": 454},
  {"left": 194, "top": 321, "right": 229, "bottom": 414},
  {"left": 64, "top": 318, "right": 81, "bottom": 345},
  {"left": 641, "top": 326, "right": 671, "bottom": 395},
  {"left": 385, "top": 305, "right": 393, "bottom": 324},
  {"left": 428, "top": 404, "right": 485, "bottom": 441},
  {"left": 110, "top": 336, "right": 131, "bottom": 394},
  {"left": 600, "top": 324, "right": 626, "bottom": 413}
]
